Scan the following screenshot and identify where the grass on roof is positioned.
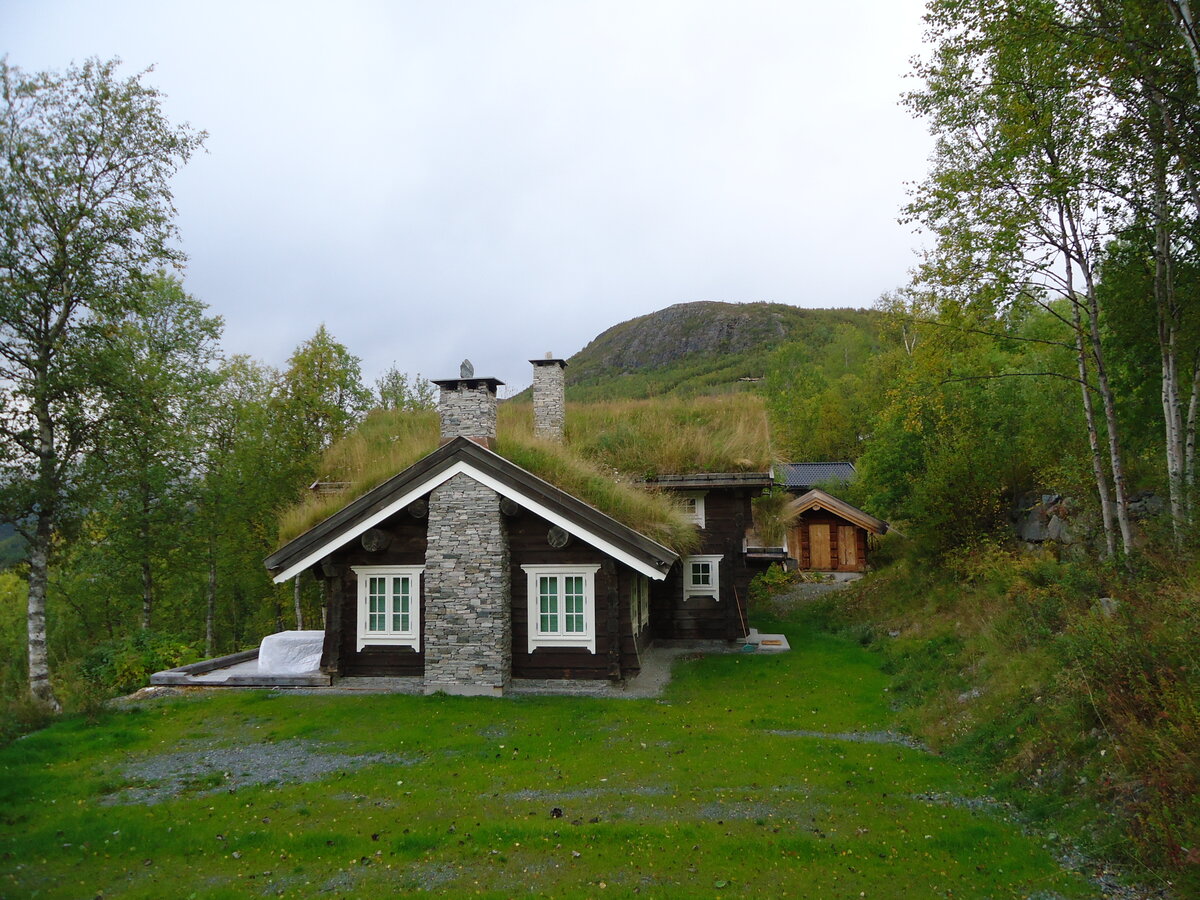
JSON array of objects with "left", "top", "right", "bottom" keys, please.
[
  {"left": 277, "top": 405, "right": 701, "bottom": 555},
  {"left": 276, "top": 409, "right": 440, "bottom": 545},
  {"left": 560, "top": 393, "right": 773, "bottom": 476}
]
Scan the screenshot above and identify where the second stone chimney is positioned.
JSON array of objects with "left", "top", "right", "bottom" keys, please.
[
  {"left": 530, "top": 353, "right": 567, "bottom": 442},
  {"left": 433, "top": 359, "right": 503, "bottom": 448}
]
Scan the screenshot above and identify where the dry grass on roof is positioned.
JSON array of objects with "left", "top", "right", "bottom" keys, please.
[
  {"left": 562, "top": 393, "right": 772, "bottom": 476},
  {"left": 494, "top": 414, "right": 700, "bottom": 556},
  {"left": 276, "top": 405, "right": 700, "bottom": 556},
  {"left": 277, "top": 409, "right": 439, "bottom": 544}
]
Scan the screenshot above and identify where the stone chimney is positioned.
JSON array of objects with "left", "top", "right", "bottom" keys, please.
[
  {"left": 424, "top": 357, "right": 511, "bottom": 696},
  {"left": 530, "top": 353, "right": 567, "bottom": 442},
  {"left": 432, "top": 359, "right": 504, "bottom": 449}
]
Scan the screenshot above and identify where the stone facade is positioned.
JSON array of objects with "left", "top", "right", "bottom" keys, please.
[
  {"left": 423, "top": 472, "right": 511, "bottom": 695},
  {"left": 531, "top": 359, "right": 566, "bottom": 442},
  {"left": 438, "top": 381, "right": 498, "bottom": 443}
]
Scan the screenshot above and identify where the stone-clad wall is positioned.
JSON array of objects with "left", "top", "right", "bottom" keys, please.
[
  {"left": 531, "top": 362, "right": 566, "bottom": 441},
  {"left": 423, "top": 472, "right": 511, "bottom": 695},
  {"left": 438, "top": 382, "right": 497, "bottom": 442}
]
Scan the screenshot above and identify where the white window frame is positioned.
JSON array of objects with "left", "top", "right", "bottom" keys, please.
[
  {"left": 678, "top": 491, "right": 707, "bottom": 528},
  {"left": 631, "top": 574, "right": 650, "bottom": 634},
  {"left": 353, "top": 565, "right": 423, "bottom": 652},
  {"left": 683, "top": 554, "right": 723, "bottom": 601},
  {"left": 522, "top": 564, "right": 599, "bottom": 654}
]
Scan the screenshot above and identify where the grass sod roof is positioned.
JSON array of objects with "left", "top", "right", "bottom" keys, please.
[
  {"left": 276, "top": 408, "right": 768, "bottom": 556},
  {"left": 276, "top": 395, "right": 772, "bottom": 554}
]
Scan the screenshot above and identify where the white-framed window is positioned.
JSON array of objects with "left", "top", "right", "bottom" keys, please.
[
  {"left": 630, "top": 574, "right": 650, "bottom": 634},
  {"left": 521, "top": 564, "right": 599, "bottom": 654},
  {"left": 683, "top": 554, "right": 723, "bottom": 600},
  {"left": 678, "top": 491, "right": 707, "bottom": 528},
  {"left": 352, "top": 566, "right": 422, "bottom": 652}
]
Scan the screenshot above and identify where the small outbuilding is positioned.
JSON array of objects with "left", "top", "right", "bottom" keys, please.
[{"left": 786, "top": 488, "right": 888, "bottom": 573}]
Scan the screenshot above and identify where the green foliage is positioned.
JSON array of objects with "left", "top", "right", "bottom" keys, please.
[
  {"left": 375, "top": 365, "right": 435, "bottom": 411},
  {"left": 746, "top": 562, "right": 800, "bottom": 612},
  {"left": 77, "top": 631, "right": 200, "bottom": 698},
  {"left": 750, "top": 488, "right": 792, "bottom": 547},
  {"left": 277, "top": 324, "right": 373, "bottom": 458},
  {"left": 0, "top": 570, "right": 25, "bottom": 701},
  {"left": 564, "top": 302, "right": 881, "bottom": 404},
  {"left": 830, "top": 550, "right": 1200, "bottom": 890}
]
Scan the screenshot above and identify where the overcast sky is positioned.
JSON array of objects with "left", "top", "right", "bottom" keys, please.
[{"left": 4, "top": 1, "right": 932, "bottom": 393}]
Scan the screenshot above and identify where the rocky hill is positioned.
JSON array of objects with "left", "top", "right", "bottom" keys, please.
[{"left": 562, "top": 301, "right": 878, "bottom": 400}]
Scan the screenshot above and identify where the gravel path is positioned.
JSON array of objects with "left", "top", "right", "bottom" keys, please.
[{"left": 102, "top": 738, "right": 414, "bottom": 806}]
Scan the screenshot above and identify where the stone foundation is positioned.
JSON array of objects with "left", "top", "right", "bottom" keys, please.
[{"left": 423, "top": 473, "right": 511, "bottom": 695}]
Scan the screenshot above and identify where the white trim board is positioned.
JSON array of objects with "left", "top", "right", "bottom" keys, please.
[{"left": 273, "top": 459, "right": 672, "bottom": 583}]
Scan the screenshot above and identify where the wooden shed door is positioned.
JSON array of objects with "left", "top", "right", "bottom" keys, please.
[
  {"left": 809, "top": 524, "right": 831, "bottom": 569},
  {"left": 838, "top": 526, "right": 858, "bottom": 569}
]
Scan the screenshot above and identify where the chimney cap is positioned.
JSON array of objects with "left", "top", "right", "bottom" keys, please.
[
  {"left": 529, "top": 357, "right": 568, "bottom": 368},
  {"left": 432, "top": 376, "right": 504, "bottom": 390}
]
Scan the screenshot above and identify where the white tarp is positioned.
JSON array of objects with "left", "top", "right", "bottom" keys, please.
[{"left": 258, "top": 630, "right": 325, "bottom": 674}]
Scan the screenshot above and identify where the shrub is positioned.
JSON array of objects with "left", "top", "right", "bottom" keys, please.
[{"left": 77, "top": 630, "right": 200, "bottom": 697}]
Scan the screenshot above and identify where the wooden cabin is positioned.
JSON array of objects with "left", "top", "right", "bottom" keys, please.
[
  {"left": 786, "top": 488, "right": 888, "bottom": 572},
  {"left": 648, "top": 473, "right": 777, "bottom": 642}
]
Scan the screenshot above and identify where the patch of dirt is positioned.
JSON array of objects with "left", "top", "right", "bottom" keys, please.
[
  {"left": 768, "top": 729, "right": 929, "bottom": 751},
  {"left": 101, "top": 738, "right": 417, "bottom": 805}
]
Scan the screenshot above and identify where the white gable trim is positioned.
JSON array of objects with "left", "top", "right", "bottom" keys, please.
[{"left": 273, "top": 459, "right": 672, "bottom": 583}]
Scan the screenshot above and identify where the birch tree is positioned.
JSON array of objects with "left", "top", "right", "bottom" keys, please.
[
  {"left": 0, "top": 59, "right": 203, "bottom": 709},
  {"left": 906, "top": 0, "right": 1138, "bottom": 555}
]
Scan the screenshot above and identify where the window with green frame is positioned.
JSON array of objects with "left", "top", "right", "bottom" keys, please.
[
  {"left": 353, "top": 565, "right": 422, "bottom": 651},
  {"left": 522, "top": 564, "right": 599, "bottom": 654}
]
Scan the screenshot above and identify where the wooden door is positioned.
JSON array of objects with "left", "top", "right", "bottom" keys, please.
[
  {"left": 809, "top": 523, "right": 831, "bottom": 569},
  {"left": 838, "top": 525, "right": 858, "bottom": 569}
]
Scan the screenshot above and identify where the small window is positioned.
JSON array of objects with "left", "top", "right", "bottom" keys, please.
[
  {"left": 683, "top": 554, "right": 722, "bottom": 600},
  {"left": 522, "top": 565, "right": 599, "bottom": 654},
  {"left": 353, "top": 566, "right": 422, "bottom": 651},
  {"left": 678, "top": 491, "right": 707, "bottom": 528}
]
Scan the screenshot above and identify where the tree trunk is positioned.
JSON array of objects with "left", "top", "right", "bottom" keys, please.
[
  {"left": 1066, "top": 252, "right": 1117, "bottom": 556},
  {"left": 139, "top": 479, "right": 154, "bottom": 629},
  {"left": 27, "top": 400, "right": 60, "bottom": 711},
  {"left": 1169, "top": 0, "right": 1200, "bottom": 94},
  {"left": 206, "top": 545, "right": 217, "bottom": 657},
  {"left": 1155, "top": 186, "right": 1186, "bottom": 545},
  {"left": 1186, "top": 357, "right": 1200, "bottom": 520},
  {"left": 1062, "top": 200, "right": 1134, "bottom": 555},
  {"left": 293, "top": 574, "right": 304, "bottom": 630},
  {"left": 26, "top": 510, "right": 60, "bottom": 712}
]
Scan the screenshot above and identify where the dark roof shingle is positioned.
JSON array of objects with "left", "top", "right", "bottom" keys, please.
[{"left": 778, "top": 461, "right": 856, "bottom": 490}]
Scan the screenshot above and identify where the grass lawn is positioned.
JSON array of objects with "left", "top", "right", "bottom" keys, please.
[{"left": 0, "top": 616, "right": 1096, "bottom": 898}]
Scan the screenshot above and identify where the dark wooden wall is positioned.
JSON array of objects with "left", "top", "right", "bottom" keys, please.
[
  {"left": 323, "top": 503, "right": 429, "bottom": 677},
  {"left": 506, "top": 509, "right": 625, "bottom": 680},
  {"left": 319, "top": 498, "right": 646, "bottom": 682},
  {"left": 650, "top": 487, "right": 753, "bottom": 642}
]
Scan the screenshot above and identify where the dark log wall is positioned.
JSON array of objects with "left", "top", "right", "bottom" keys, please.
[
  {"left": 789, "top": 511, "right": 869, "bottom": 572},
  {"left": 322, "top": 503, "right": 429, "bottom": 677},
  {"left": 507, "top": 508, "right": 636, "bottom": 680},
  {"left": 316, "top": 495, "right": 648, "bottom": 682},
  {"left": 651, "top": 487, "right": 753, "bottom": 642}
]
